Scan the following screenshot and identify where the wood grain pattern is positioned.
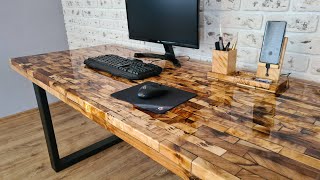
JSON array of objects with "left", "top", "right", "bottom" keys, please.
[
  {"left": 207, "top": 71, "right": 288, "bottom": 94},
  {"left": 212, "top": 50, "right": 237, "bottom": 75},
  {"left": 10, "top": 45, "right": 320, "bottom": 179}
]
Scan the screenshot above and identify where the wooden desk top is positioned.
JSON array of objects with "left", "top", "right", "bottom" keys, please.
[{"left": 10, "top": 45, "right": 320, "bottom": 180}]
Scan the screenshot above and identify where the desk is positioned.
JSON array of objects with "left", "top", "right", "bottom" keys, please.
[{"left": 10, "top": 45, "right": 320, "bottom": 179}]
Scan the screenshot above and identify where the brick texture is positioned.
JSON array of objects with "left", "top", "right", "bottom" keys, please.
[
  {"left": 309, "top": 57, "right": 320, "bottom": 75},
  {"left": 266, "top": 14, "right": 319, "bottom": 32},
  {"left": 293, "top": 0, "right": 320, "bottom": 11},
  {"left": 242, "top": 0, "right": 290, "bottom": 11},
  {"left": 204, "top": 0, "right": 241, "bottom": 10},
  {"left": 61, "top": 0, "right": 320, "bottom": 82}
]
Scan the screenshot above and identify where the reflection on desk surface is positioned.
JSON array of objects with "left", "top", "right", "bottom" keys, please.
[{"left": 10, "top": 45, "right": 320, "bottom": 180}]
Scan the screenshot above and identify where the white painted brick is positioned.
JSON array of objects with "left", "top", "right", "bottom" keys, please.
[
  {"left": 121, "top": 41, "right": 133, "bottom": 48},
  {"left": 66, "top": 17, "right": 88, "bottom": 26},
  {"left": 122, "top": 33, "right": 129, "bottom": 41},
  {"left": 129, "top": 41, "right": 149, "bottom": 51},
  {"left": 77, "top": 37, "right": 91, "bottom": 47},
  {"left": 63, "top": 8, "right": 82, "bottom": 17},
  {"left": 82, "top": 0, "right": 98, "bottom": 8},
  {"left": 203, "top": 28, "right": 238, "bottom": 45},
  {"left": 199, "top": 44, "right": 219, "bottom": 61},
  {"left": 112, "top": 0, "right": 125, "bottom": 9},
  {"left": 109, "top": 9, "right": 126, "bottom": 20},
  {"left": 199, "top": 43, "right": 215, "bottom": 55},
  {"left": 266, "top": 14, "right": 319, "bottom": 32},
  {"left": 64, "top": 24, "right": 73, "bottom": 32},
  {"left": 174, "top": 46, "right": 201, "bottom": 60},
  {"left": 64, "top": 17, "right": 76, "bottom": 25},
  {"left": 68, "top": 40, "right": 82, "bottom": 49},
  {"left": 236, "top": 62, "right": 257, "bottom": 71},
  {"left": 293, "top": 0, "right": 320, "bottom": 12},
  {"left": 113, "top": 20, "right": 128, "bottom": 31},
  {"left": 189, "top": 53, "right": 202, "bottom": 61},
  {"left": 145, "top": 42, "right": 163, "bottom": 49},
  {"left": 62, "top": 0, "right": 84, "bottom": 8},
  {"left": 106, "top": 30, "right": 125, "bottom": 40},
  {"left": 200, "top": 54, "right": 212, "bottom": 62},
  {"left": 66, "top": 25, "right": 85, "bottom": 34},
  {"left": 284, "top": 71, "right": 320, "bottom": 82},
  {"left": 101, "top": 39, "right": 117, "bottom": 45},
  {"left": 242, "top": 0, "right": 289, "bottom": 11},
  {"left": 129, "top": 39, "right": 144, "bottom": 45},
  {"left": 283, "top": 53, "right": 310, "bottom": 72},
  {"left": 95, "top": 29, "right": 111, "bottom": 41},
  {"left": 85, "top": 18, "right": 100, "bottom": 27},
  {"left": 67, "top": 33, "right": 82, "bottom": 41},
  {"left": 177, "top": 46, "right": 201, "bottom": 55},
  {"left": 79, "top": 18, "right": 90, "bottom": 26},
  {"left": 83, "top": 27, "right": 100, "bottom": 36},
  {"left": 287, "top": 35, "right": 320, "bottom": 55},
  {"left": 82, "top": 9, "right": 95, "bottom": 18},
  {"left": 238, "top": 31, "right": 263, "bottom": 48},
  {"left": 204, "top": 0, "right": 240, "bottom": 11},
  {"left": 100, "top": 19, "right": 115, "bottom": 29},
  {"left": 93, "top": 9, "right": 111, "bottom": 18},
  {"left": 308, "top": 57, "right": 320, "bottom": 75},
  {"left": 237, "top": 47, "right": 260, "bottom": 64},
  {"left": 204, "top": 12, "right": 263, "bottom": 29},
  {"left": 98, "top": 0, "right": 113, "bottom": 8}
]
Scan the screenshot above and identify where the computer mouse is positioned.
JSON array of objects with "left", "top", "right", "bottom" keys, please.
[{"left": 137, "top": 84, "right": 168, "bottom": 99}]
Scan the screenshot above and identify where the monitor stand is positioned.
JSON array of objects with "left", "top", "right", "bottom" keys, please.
[{"left": 134, "top": 44, "right": 181, "bottom": 67}]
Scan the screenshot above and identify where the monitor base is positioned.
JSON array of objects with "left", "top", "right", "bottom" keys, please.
[{"left": 134, "top": 44, "right": 181, "bottom": 67}]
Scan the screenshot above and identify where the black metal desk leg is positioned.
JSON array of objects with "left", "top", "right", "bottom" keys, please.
[{"left": 33, "top": 83, "right": 123, "bottom": 172}]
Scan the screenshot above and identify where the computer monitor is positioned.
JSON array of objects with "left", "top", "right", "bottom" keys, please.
[{"left": 125, "top": 0, "right": 199, "bottom": 67}]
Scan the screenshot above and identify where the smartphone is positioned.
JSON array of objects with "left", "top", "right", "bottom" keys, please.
[{"left": 259, "top": 21, "right": 287, "bottom": 65}]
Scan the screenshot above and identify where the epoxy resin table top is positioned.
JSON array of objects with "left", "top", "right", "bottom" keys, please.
[{"left": 10, "top": 45, "right": 320, "bottom": 179}]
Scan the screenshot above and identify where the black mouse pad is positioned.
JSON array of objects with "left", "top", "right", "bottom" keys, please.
[{"left": 111, "top": 81, "right": 196, "bottom": 114}]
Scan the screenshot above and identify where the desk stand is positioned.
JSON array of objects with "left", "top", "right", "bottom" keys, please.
[
  {"left": 207, "top": 71, "right": 288, "bottom": 94},
  {"left": 33, "top": 83, "right": 122, "bottom": 172},
  {"left": 208, "top": 38, "right": 289, "bottom": 94}
]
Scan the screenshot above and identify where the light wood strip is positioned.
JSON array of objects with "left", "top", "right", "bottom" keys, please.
[{"left": 192, "top": 157, "right": 240, "bottom": 180}]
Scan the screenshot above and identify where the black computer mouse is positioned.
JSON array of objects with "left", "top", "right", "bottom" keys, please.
[{"left": 137, "top": 84, "right": 168, "bottom": 99}]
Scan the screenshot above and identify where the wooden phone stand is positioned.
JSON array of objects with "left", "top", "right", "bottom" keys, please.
[
  {"left": 208, "top": 37, "right": 289, "bottom": 94},
  {"left": 256, "top": 37, "right": 288, "bottom": 82}
]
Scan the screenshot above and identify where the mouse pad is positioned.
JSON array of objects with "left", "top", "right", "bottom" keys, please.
[{"left": 111, "top": 81, "right": 197, "bottom": 114}]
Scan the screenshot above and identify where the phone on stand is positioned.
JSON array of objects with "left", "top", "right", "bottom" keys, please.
[
  {"left": 260, "top": 21, "right": 287, "bottom": 65},
  {"left": 259, "top": 21, "right": 287, "bottom": 76}
]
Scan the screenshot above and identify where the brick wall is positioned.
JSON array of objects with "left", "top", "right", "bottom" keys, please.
[{"left": 61, "top": 0, "right": 320, "bottom": 82}]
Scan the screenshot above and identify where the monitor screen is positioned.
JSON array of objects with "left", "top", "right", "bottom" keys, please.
[{"left": 125, "top": 0, "right": 199, "bottom": 49}]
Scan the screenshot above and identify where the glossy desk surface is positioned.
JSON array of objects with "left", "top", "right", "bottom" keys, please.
[{"left": 10, "top": 45, "right": 320, "bottom": 179}]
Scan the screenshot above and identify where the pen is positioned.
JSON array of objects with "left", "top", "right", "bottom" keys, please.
[
  {"left": 219, "top": 24, "right": 225, "bottom": 51},
  {"left": 215, "top": 42, "right": 221, "bottom": 50},
  {"left": 231, "top": 40, "right": 237, "bottom": 50},
  {"left": 225, "top": 42, "right": 230, "bottom": 51}
]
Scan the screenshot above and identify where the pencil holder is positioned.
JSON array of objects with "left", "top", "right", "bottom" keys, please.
[{"left": 212, "top": 50, "right": 237, "bottom": 75}]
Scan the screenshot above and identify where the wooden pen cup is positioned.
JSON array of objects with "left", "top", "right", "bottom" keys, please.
[{"left": 212, "top": 49, "right": 237, "bottom": 75}]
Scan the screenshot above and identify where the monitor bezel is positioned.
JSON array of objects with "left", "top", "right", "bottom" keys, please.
[{"left": 125, "top": 0, "right": 199, "bottom": 49}]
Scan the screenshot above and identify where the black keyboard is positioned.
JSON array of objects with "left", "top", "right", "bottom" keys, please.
[{"left": 84, "top": 55, "right": 162, "bottom": 80}]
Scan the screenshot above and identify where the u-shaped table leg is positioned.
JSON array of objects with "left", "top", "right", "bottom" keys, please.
[{"left": 33, "top": 83, "right": 122, "bottom": 172}]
